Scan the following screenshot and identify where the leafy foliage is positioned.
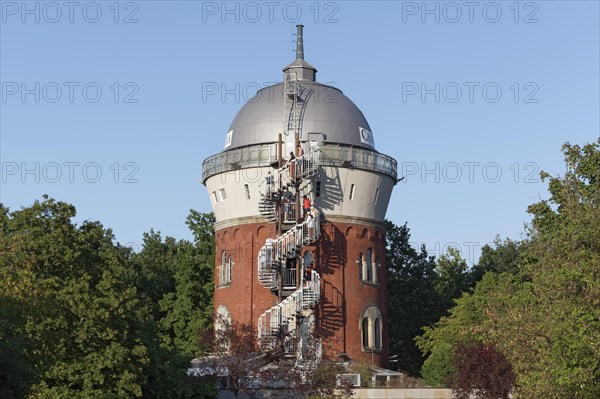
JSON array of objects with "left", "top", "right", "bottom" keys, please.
[
  {"left": 386, "top": 221, "right": 476, "bottom": 376},
  {"left": 133, "top": 211, "right": 216, "bottom": 399},
  {"left": 449, "top": 343, "right": 515, "bottom": 399},
  {"left": 130, "top": 211, "right": 216, "bottom": 398},
  {"left": 417, "top": 272, "right": 517, "bottom": 386},
  {"left": 502, "top": 140, "right": 600, "bottom": 399},
  {"left": 469, "top": 236, "right": 524, "bottom": 284},
  {"left": 417, "top": 139, "right": 600, "bottom": 398},
  {"left": 418, "top": 342, "right": 453, "bottom": 387},
  {"left": 435, "top": 247, "right": 471, "bottom": 310},
  {"left": 385, "top": 221, "right": 440, "bottom": 375},
  {"left": 0, "top": 198, "right": 217, "bottom": 399},
  {"left": 0, "top": 197, "right": 149, "bottom": 398},
  {"left": 0, "top": 293, "right": 34, "bottom": 398}
]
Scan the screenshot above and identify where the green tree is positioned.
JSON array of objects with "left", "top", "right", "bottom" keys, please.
[
  {"left": 131, "top": 231, "right": 179, "bottom": 310},
  {"left": 417, "top": 139, "right": 600, "bottom": 398},
  {"left": 416, "top": 272, "right": 517, "bottom": 387},
  {"left": 469, "top": 236, "right": 524, "bottom": 284},
  {"left": 385, "top": 221, "right": 441, "bottom": 376},
  {"left": 141, "top": 335, "right": 216, "bottom": 399},
  {"left": 0, "top": 198, "right": 217, "bottom": 399},
  {"left": 132, "top": 211, "right": 214, "bottom": 359},
  {"left": 131, "top": 211, "right": 216, "bottom": 398},
  {"left": 0, "top": 293, "right": 34, "bottom": 398},
  {"left": 435, "top": 247, "right": 470, "bottom": 310},
  {"left": 418, "top": 342, "right": 453, "bottom": 387},
  {"left": 498, "top": 140, "right": 600, "bottom": 399},
  {"left": 158, "top": 239, "right": 213, "bottom": 358},
  {"left": 0, "top": 197, "right": 150, "bottom": 398}
]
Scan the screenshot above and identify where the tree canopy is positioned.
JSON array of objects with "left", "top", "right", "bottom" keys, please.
[
  {"left": 0, "top": 197, "right": 216, "bottom": 399},
  {"left": 385, "top": 221, "right": 479, "bottom": 376},
  {"left": 417, "top": 139, "right": 600, "bottom": 398}
]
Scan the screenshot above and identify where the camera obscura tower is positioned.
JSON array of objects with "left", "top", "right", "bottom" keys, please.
[{"left": 202, "top": 26, "right": 397, "bottom": 367}]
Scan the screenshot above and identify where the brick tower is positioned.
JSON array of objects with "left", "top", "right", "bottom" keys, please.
[{"left": 202, "top": 26, "right": 397, "bottom": 368}]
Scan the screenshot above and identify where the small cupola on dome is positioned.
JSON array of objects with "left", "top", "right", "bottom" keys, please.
[{"left": 283, "top": 25, "right": 317, "bottom": 82}]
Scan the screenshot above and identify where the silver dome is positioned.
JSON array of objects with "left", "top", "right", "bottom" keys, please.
[{"left": 224, "top": 82, "right": 375, "bottom": 151}]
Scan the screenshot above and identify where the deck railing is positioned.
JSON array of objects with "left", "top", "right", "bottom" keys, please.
[{"left": 202, "top": 144, "right": 397, "bottom": 183}]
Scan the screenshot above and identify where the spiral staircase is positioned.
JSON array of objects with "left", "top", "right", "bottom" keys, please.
[{"left": 256, "top": 147, "right": 321, "bottom": 357}]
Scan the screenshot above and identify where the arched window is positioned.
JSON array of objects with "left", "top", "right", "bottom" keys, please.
[
  {"left": 366, "top": 248, "right": 373, "bottom": 282},
  {"left": 374, "top": 256, "right": 380, "bottom": 284},
  {"left": 360, "top": 305, "right": 383, "bottom": 351},
  {"left": 358, "top": 253, "right": 364, "bottom": 281}
]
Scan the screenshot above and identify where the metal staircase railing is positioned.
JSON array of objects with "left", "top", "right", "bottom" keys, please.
[
  {"left": 277, "top": 148, "right": 321, "bottom": 189},
  {"left": 257, "top": 147, "right": 320, "bottom": 226},
  {"left": 257, "top": 270, "right": 321, "bottom": 352},
  {"left": 256, "top": 146, "right": 321, "bottom": 293},
  {"left": 257, "top": 212, "right": 321, "bottom": 291},
  {"left": 257, "top": 148, "right": 320, "bottom": 205}
]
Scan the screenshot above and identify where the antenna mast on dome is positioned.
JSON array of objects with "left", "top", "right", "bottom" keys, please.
[{"left": 295, "top": 24, "right": 304, "bottom": 60}]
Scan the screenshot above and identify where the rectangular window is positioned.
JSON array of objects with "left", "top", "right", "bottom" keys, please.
[
  {"left": 244, "top": 184, "right": 250, "bottom": 199},
  {"left": 349, "top": 184, "right": 355, "bottom": 200},
  {"left": 212, "top": 191, "right": 218, "bottom": 203},
  {"left": 373, "top": 187, "right": 380, "bottom": 204},
  {"left": 316, "top": 181, "right": 321, "bottom": 197},
  {"left": 219, "top": 188, "right": 227, "bottom": 201},
  {"left": 375, "top": 319, "right": 382, "bottom": 349}
]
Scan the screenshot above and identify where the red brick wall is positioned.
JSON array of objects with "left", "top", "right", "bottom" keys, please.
[
  {"left": 214, "top": 222, "right": 279, "bottom": 327},
  {"left": 214, "top": 219, "right": 388, "bottom": 368},
  {"left": 314, "top": 221, "right": 389, "bottom": 368}
]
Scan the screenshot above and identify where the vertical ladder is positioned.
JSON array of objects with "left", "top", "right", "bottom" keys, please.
[{"left": 283, "top": 73, "right": 312, "bottom": 140}]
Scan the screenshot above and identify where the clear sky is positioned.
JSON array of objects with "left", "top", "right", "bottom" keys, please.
[{"left": 1, "top": 1, "right": 598, "bottom": 263}]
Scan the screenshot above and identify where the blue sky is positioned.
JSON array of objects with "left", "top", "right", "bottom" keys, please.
[{"left": 1, "top": 1, "right": 598, "bottom": 263}]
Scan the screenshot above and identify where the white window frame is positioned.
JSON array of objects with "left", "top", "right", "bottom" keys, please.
[
  {"left": 360, "top": 305, "right": 383, "bottom": 351},
  {"left": 220, "top": 251, "right": 232, "bottom": 286}
]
